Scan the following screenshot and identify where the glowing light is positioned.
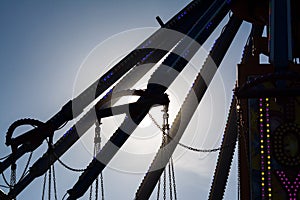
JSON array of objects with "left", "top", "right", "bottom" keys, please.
[
  {"left": 259, "top": 98, "right": 266, "bottom": 197},
  {"left": 276, "top": 171, "right": 300, "bottom": 198},
  {"left": 265, "top": 98, "right": 272, "bottom": 198}
]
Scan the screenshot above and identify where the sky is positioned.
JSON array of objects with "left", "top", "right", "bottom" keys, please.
[{"left": 0, "top": 0, "right": 252, "bottom": 199}]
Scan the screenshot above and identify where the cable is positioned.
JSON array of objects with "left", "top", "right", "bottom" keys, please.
[
  {"left": 62, "top": 193, "right": 68, "bottom": 200},
  {"left": 19, "top": 152, "right": 33, "bottom": 181},
  {"left": 0, "top": 184, "right": 10, "bottom": 189},
  {"left": 57, "top": 121, "right": 68, "bottom": 130},
  {"left": 0, "top": 154, "right": 11, "bottom": 161},
  {"left": 1, "top": 173, "right": 11, "bottom": 187},
  {"left": 41, "top": 173, "right": 46, "bottom": 200}
]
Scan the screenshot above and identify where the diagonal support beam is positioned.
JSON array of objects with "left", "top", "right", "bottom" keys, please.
[{"left": 134, "top": 14, "right": 242, "bottom": 200}]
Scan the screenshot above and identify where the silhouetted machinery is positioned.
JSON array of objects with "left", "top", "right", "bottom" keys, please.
[{"left": 1, "top": 0, "right": 299, "bottom": 199}]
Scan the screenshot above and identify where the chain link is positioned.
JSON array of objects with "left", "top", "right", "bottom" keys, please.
[
  {"left": 100, "top": 173, "right": 104, "bottom": 200},
  {"left": 148, "top": 112, "right": 234, "bottom": 153},
  {"left": 48, "top": 167, "right": 51, "bottom": 200},
  {"left": 156, "top": 178, "right": 161, "bottom": 200},
  {"left": 95, "top": 177, "right": 99, "bottom": 200},
  {"left": 89, "top": 181, "right": 93, "bottom": 200},
  {"left": 170, "top": 158, "right": 177, "bottom": 200},
  {"left": 10, "top": 163, "right": 16, "bottom": 192},
  {"left": 53, "top": 152, "right": 85, "bottom": 172},
  {"left": 42, "top": 173, "right": 46, "bottom": 200},
  {"left": 52, "top": 165, "right": 58, "bottom": 200},
  {"left": 168, "top": 163, "right": 173, "bottom": 200},
  {"left": 163, "top": 169, "right": 166, "bottom": 200}
]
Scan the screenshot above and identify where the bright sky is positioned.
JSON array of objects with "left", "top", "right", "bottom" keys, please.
[{"left": 0, "top": 1, "right": 252, "bottom": 199}]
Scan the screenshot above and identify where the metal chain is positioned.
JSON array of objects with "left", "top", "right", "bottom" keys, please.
[
  {"left": 42, "top": 173, "right": 46, "bottom": 200},
  {"left": 52, "top": 165, "right": 58, "bottom": 200},
  {"left": 168, "top": 163, "right": 173, "bottom": 200},
  {"left": 163, "top": 168, "right": 166, "bottom": 200},
  {"left": 48, "top": 167, "right": 51, "bottom": 200},
  {"left": 19, "top": 152, "right": 33, "bottom": 181},
  {"left": 10, "top": 163, "right": 16, "bottom": 192},
  {"left": 170, "top": 158, "right": 177, "bottom": 200},
  {"left": 10, "top": 159, "right": 16, "bottom": 200},
  {"left": 89, "top": 182, "right": 93, "bottom": 200},
  {"left": 88, "top": 120, "right": 104, "bottom": 200},
  {"left": 156, "top": 178, "right": 161, "bottom": 200},
  {"left": 55, "top": 155, "right": 85, "bottom": 172},
  {"left": 89, "top": 140, "right": 95, "bottom": 200},
  {"left": 100, "top": 173, "right": 104, "bottom": 200},
  {"left": 95, "top": 177, "right": 99, "bottom": 200},
  {"left": 148, "top": 112, "right": 235, "bottom": 153}
]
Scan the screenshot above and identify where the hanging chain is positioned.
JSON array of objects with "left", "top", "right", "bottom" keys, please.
[
  {"left": 163, "top": 169, "right": 166, "bottom": 200},
  {"left": 10, "top": 162, "right": 16, "bottom": 198},
  {"left": 90, "top": 119, "right": 105, "bottom": 200},
  {"left": 52, "top": 165, "right": 58, "bottom": 200},
  {"left": 89, "top": 182, "right": 93, "bottom": 200},
  {"left": 100, "top": 173, "right": 104, "bottom": 200},
  {"left": 156, "top": 178, "right": 161, "bottom": 200},
  {"left": 48, "top": 167, "right": 51, "bottom": 200},
  {"left": 95, "top": 177, "right": 99, "bottom": 200},
  {"left": 42, "top": 173, "right": 46, "bottom": 200},
  {"left": 170, "top": 158, "right": 177, "bottom": 200},
  {"left": 148, "top": 102, "right": 236, "bottom": 153},
  {"left": 168, "top": 163, "right": 173, "bottom": 200}
]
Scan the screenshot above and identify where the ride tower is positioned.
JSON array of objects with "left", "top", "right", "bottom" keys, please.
[{"left": 233, "top": 0, "right": 300, "bottom": 199}]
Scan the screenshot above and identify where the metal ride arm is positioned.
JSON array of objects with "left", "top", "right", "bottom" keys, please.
[
  {"left": 5, "top": 0, "right": 219, "bottom": 198},
  {"left": 208, "top": 97, "right": 238, "bottom": 200},
  {"left": 135, "top": 15, "right": 242, "bottom": 200},
  {"left": 1, "top": 0, "right": 213, "bottom": 175},
  {"left": 6, "top": 93, "right": 169, "bottom": 198},
  {"left": 67, "top": 1, "right": 231, "bottom": 199}
]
